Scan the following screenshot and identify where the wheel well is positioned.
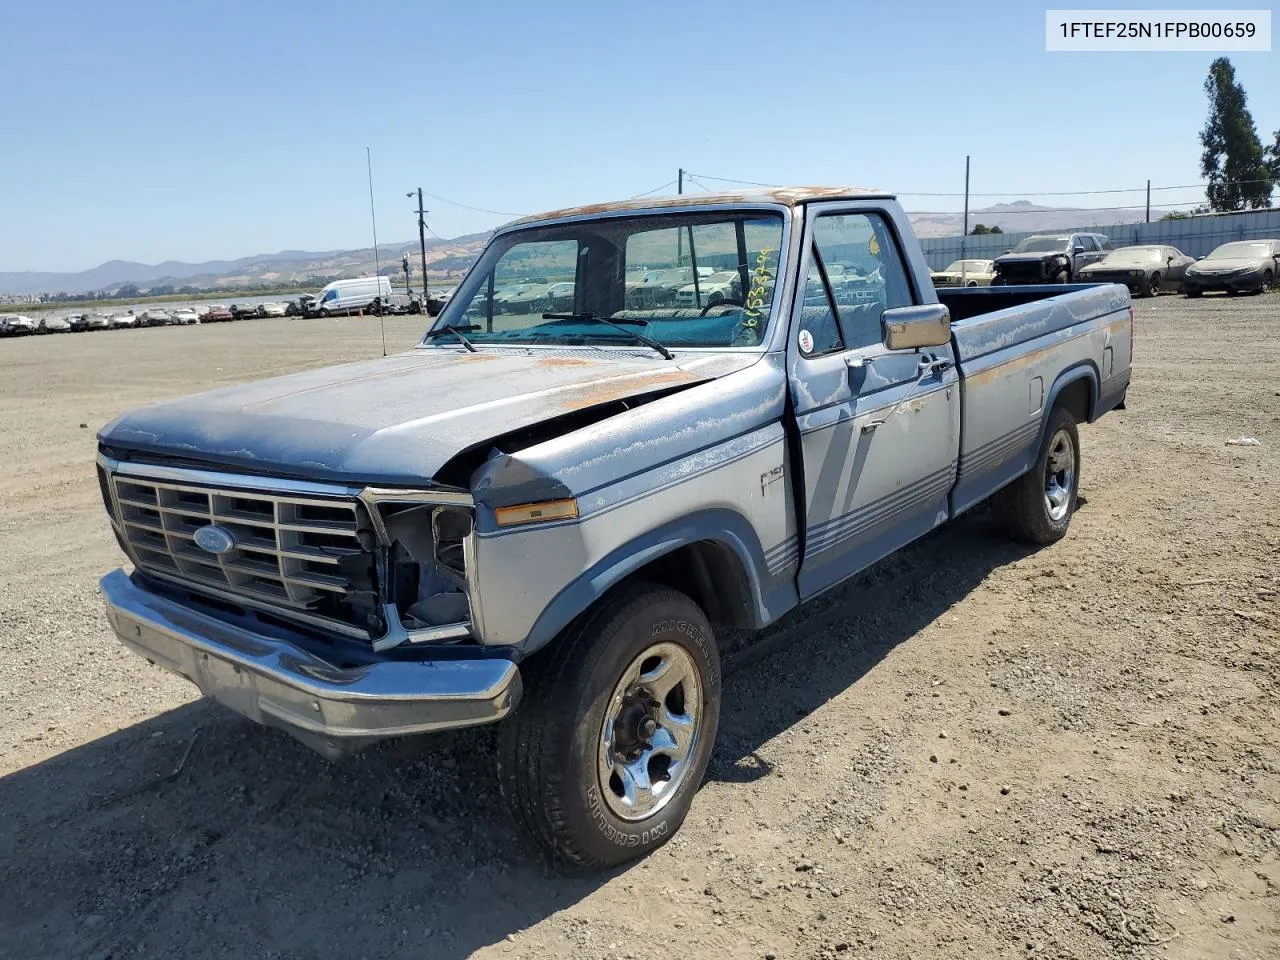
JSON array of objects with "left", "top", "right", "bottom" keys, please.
[
  {"left": 1054, "top": 376, "right": 1093, "bottom": 424},
  {"left": 627, "top": 540, "right": 755, "bottom": 629}
]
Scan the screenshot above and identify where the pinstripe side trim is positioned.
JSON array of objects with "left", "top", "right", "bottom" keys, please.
[
  {"left": 957, "top": 420, "right": 1038, "bottom": 481},
  {"left": 806, "top": 463, "right": 955, "bottom": 557},
  {"left": 764, "top": 535, "right": 800, "bottom": 575}
]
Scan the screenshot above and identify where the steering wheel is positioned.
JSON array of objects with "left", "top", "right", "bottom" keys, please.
[{"left": 698, "top": 297, "right": 745, "bottom": 317}]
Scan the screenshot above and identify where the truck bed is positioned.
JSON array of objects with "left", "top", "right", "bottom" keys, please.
[{"left": 937, "top": 283, "right": 1132, "bottom": 515}]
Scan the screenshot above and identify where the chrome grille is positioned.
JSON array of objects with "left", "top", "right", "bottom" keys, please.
[{"left": 108, "top": 472, "right": 370, "bottom": 624}]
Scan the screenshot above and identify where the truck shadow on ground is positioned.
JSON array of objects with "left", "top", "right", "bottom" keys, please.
[{"left": 0, "top": 511, "right": 1032, "bottom": 960}]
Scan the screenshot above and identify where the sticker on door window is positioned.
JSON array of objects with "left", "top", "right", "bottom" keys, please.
[{"left": 798, "top": 329, "right": 814, "bottom": 353}]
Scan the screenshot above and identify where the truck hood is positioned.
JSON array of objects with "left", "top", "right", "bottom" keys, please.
[{"left": 99, "top": 348, "right": 755, "bottom": 487}]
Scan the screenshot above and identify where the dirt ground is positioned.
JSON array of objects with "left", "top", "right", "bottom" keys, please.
[{"left": 0, "top": 297, "right": 1276, "bottom": 960}]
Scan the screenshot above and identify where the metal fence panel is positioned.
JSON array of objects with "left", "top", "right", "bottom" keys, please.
[{"left": 919, "top": 208, "right": 1280, "bottom": 270}]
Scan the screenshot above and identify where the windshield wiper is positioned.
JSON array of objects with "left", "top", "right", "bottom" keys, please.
[
  {"left": 423, "top": 323, "right": 479, "bottom": 352},
  {"left": 540, "top": 313, "right": 673, "bottom": 360}
]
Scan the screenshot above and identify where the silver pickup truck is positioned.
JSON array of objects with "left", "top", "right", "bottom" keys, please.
[{"left": 97, "top": 188, "right": 1131, "bottom": 867}]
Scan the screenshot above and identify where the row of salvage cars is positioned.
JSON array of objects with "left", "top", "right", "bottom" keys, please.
[
  {"left": 930, "top": 237, "right": 1280, "bottom": 298},
  {"left": 0, "top": 299, "right": 312, "bottom": 338}
]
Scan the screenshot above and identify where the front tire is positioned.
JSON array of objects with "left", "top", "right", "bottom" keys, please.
[
  {"left": 1053, "top": 269, "right": 1070, "bottom": 284},
  {"left": 1186, "top": 288, "right": 1202, "bottom": 298},
  {"left": 497, "top": 582, "right": 720, "bottom": 868},
  {"left": 993, "top": 406, "right": 1080, "bottom": 545},
  {"left": 1146, "top": 272, "right": 1161, "bottom": 298}
]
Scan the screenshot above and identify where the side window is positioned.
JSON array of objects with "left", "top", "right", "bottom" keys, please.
[
  {"left": 1076, "top": 235, "right": 1098, "bottom": 252},
  {"left": 799, "top": 212, "right": 913, "bottom": 355}
]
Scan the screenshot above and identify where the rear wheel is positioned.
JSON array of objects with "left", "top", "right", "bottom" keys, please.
[
  {"left": 497, "top": 583, "right": 720, "bottom": 868},
  {"left": 993, "top": 406, "right": 1080, "bottom": 545}
]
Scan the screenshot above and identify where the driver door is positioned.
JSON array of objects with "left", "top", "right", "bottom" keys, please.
[{"left": 786, "top": 202, "right": 960, "bottom": 599}]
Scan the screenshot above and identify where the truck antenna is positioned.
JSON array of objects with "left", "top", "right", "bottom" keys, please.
[{"left": 367, "top": 146, "right": 386, "bottom": 357}]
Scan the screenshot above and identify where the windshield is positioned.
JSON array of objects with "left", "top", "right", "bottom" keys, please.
[
  {"left": 426, "top": 211, "right": 785, "bottom": 349},
  {"left": 1101, "top": 247, "right": 1163, "bottom": 265},
  {"left": 1207, "top": 241, "right": 1271, "bottom": 260},
  {"left": 944, "top": 260, "right": 990, "bottom": 273},
  {"left": 1012, "top": 236, "right": 1070, "bottom": 253}
]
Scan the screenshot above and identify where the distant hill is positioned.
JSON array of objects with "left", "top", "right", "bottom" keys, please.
[
  {"left": 908, "top": 200, "right": 1154, "bottom": 238},
  {"left": 1, "top": 199, "right": 1177, "bottom": 297},
  {"left": 0, "top": 234, "right": 492, "bottom": 297}
]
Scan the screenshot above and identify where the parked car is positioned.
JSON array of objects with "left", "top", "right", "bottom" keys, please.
[
  {"left": 110, "top": 312, "right": 140, "bottom": 329},
  {"left": 0, "top": 313, "right": 36, "bottom": 336},
  {"left": 201, "top": 305, "right": 234, "bottom": 323},
  {"left": 140, "top": 309, "right": 172, "bottom": 327},
  {"left": 992, "top": 233, "right": 1111, "bottom": 285},
  {"left": 257, "top": 301, "right": 287, "bottom": 318},
  {"left": 425, "top": 288, "right": 454, "bottom": 317},
  {"left": 37, "top": 315, "right": 73, "bottom": 334},
  {"left": 307, "top": 276, "right": 394, "bottom": 317},
  {"left": 625, "top": 266, "right": 716, "bottom": 309},
  {"left": 675, "top": 270, "right": 742, "bottom": 307},
  {"left": 65, "top": 313, "right": 89, "bottom": 332},
  {"left": 172, "top": 309, "right": 200, "bottom": 325},
  {"left": 930, "top": 259, "right": 996, "bottom": 288},
  {"left": 285, "top": 295, "right": 315, "bottom": 317},
  {"left": 86, "top": 313, "right": 113, "bottom": 331},
  {"left": 97, "top": 186, "right": 1132, "bottom": 869},
  {"left": 1182, "top": 239, "right": 1280, "bottom": 296},
  {"left": 1077, "top": 245, "right": 1194, "bottom": 298}
]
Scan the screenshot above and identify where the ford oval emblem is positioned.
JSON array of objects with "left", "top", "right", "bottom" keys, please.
[{"left": 193, "top": 524, "right": 236, "bottom": 555}]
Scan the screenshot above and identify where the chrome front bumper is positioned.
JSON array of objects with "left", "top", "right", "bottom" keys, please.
[{"left": 100, "top": 568, "right": 522, "bottom": 757}]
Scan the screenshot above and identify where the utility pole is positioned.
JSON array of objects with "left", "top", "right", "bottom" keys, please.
[
  {"left": 677, "top": 168, "right": 686, "bottom": 265},
  {"left": 407, "top": 188, "right": 430, "bottom": 305},
  {"left": 1145, "top": 179, "right": 1151, "bottom": 223},
  {"left": 961, "top": 155, "right": 970, "bottom": 265}
]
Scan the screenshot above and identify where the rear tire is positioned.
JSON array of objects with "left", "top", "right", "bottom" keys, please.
[
  {"left": 497, "top": 582, "right": 720, "bottom": 868},
  {"left": 993, "top": 406, "right": 1080, "bottom": 545}
]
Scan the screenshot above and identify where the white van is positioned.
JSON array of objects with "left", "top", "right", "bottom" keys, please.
[{"left": 309, "top": 276, "right": 393, "bottom": 316}]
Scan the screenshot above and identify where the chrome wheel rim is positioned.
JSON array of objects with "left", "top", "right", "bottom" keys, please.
[
  {"left": 597, "top": 642, "right": 702, "bottom": 822},
  {"left": 1044, "top": 428, "right": 1075, "bottom": 522}
]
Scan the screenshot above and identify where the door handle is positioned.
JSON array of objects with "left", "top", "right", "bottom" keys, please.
[{"left": 862, "top": 355, "right": 953, "bottom": 432}]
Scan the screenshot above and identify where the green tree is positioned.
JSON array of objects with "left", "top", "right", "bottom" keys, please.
[
  {"left": 1199, "top": 57, "right": 1272, "bottom": 211},
  {"left": 970, "top": 223, "right": 990, "bottom": 235},
  {"left": 1266, "top": 128, "right": 1280, "bottom": 187}
]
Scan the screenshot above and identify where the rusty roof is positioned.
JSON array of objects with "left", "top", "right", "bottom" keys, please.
[{"left": 507, "top": 186, "right": 892, "bottom": 227}]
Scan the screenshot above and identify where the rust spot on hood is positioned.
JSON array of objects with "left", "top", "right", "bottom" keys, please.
[
  {"left": 554, "top": 368, "right": 704, "bottom": 412},
  {"left": 535, "top": 356, "right": 596, "bottom": 368}
]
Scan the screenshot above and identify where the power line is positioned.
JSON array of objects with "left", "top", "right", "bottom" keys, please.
[
  {"left": 691, "top": 170, "right": 1274, "bottom": 198},
  {"left": 419, "top": 190, "right": 523, "bottom": 217},
  {"left": 629, "top": 180, "right": 677, "bottom": 199}
]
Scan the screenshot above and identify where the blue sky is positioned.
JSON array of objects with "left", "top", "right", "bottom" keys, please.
[{"left": 0, "top": 0, "right": 1276, "bottom": 272}]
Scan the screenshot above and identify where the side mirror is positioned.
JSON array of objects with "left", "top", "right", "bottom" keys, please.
[
  {"left": 1196, "top": 256, "right": 1205, "bottom": 261},
  {"left": 1073, "top": 245, "right": 1086, "bottom": 254},
  {"left": 881, "top": 304, "right": 951, "bottom": 351}
]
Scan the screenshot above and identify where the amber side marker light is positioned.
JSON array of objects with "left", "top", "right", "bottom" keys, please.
[{"left": 494, "top": 499, "right": 579, "bottom": 527}]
